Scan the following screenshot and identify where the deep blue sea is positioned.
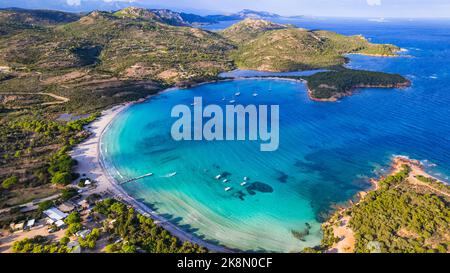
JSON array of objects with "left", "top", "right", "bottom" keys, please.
[{"left": 101, "top": 18, "right": 450, "bottom": 252}]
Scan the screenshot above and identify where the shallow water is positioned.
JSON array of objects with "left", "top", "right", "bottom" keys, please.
[{"left": 101, "top": 19, "right": 450, "bottom": 252}]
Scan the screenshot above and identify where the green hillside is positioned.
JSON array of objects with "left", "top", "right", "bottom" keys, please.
[
  {"left": 225, "top": 21, "right": 399, "bottom": 72},
  {"left": 0, "top": 8, "right": 80, "bottom": 36},
  {"left": 220, "top": 18, "right": 290, "bottom": 44}
]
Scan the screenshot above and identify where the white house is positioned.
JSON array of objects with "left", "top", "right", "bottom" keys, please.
[{"left": 43, "top": 207, "right": 68, "bottom": 222}]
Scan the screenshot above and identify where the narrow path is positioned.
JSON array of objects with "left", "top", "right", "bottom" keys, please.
[
  {"left": 408, "top": 174, "right": 450, "bottom": 198},
  {"left": 0, "top": 92, "right": 70, "bottom": 105},
  {"left": 38, "top": 92, "right": 70, "bottom": 105}
]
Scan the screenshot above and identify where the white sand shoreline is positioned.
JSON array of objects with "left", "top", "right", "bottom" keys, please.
[
  {"left": 71, "top": 95, "right": 232, "bottom": 253},
  {"left": 69, "top": 77, "right": 318, "bottom": 253}
]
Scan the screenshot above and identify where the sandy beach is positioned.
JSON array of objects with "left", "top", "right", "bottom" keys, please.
[{"left": 70, "top": 98, "right": 232, "bottom": 253}]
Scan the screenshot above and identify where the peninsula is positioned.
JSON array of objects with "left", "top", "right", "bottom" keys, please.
[{"left": 307, "top": 157, "right": 450, "bottom": 253}]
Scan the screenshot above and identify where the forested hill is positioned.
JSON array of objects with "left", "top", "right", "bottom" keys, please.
[{"left": 224, "top": 19, "right": 400, "bottom": 72}]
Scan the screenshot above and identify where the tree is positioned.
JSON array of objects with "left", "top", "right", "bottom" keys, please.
[
  {"left": 38, "top": 200, "right": 54, "bottom": 212},
  {"left": 61, "top": 188, "right": 78, "bottom": 200},
  {"left": 79, "top": 228, "right": 100, "bottom": 249},
  {"left": 51, "top": 172, "right": 72, "bottom": 185},
  {"left": 60, "top": 237, "right": 70, "bottom": 246},
  {"left": 2, "top": 175, "right": 18, "bottom": 189},
  {"left": 66, "top": 223, "right": 82, "bottom": 236},
  {"left": 65, "top": 212, "right": 81, "bottom": 225}
]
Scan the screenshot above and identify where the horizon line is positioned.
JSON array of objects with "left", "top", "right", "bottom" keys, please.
[{"left": 2, "top": 6, "right": 450, "bottom": 20}]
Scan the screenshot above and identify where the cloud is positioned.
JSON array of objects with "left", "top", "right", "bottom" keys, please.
[
  {"left": 366, "top": 0, "right": 381, "bottom": 6},
  {"left": 66, "top": 0, "right": 81, "bottom": 6}
]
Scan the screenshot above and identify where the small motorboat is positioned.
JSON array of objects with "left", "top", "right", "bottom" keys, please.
[
  {"left": 252, "top": 93, "right": 258, "bottom": 97},
  {"left": 215, "top": 174, "right": 222, "bottom": 180},
  {"left": 225, "top": 187, "right": 232, "bottom": 192},
  {"left": 229, "top": 100, "right": 236, "bottom": 104},
  {"left": 166, "top": 172, "right": 177, "bottom": 177},
  {"left": 235, "top": 92, "right": 241, "bottom": 96},
  {"left": 240, "top": 182, "right": 247, "bottom": 186},
  {"left": 222, "top": 179, "right": 229, "bottom": 183},
  {"left": 243, "top": 177, "right": 249, "bottom": 181}
]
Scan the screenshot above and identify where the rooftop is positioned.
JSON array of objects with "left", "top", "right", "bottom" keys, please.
[{"left": 43, "top": 207, "right": 68, "bottom": 222}]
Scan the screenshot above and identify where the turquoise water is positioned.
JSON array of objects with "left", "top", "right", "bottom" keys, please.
[{"left": 101, "top": 20, "right": 450, "bottom": 252}]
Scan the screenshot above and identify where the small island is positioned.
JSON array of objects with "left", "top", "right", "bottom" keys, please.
[{"left": 300, "top": 69, "right": 410, "bottom": 101}]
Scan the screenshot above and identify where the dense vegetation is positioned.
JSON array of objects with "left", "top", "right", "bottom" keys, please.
[
  {"left": 95, "top": 198, "right": 208, "bottom": 253},
  {"left": 220, "top": 18, "right": 289, "bottom": 44},
  {"left": 12, "top": 235, "right": 71, "bottom": 253},
  {"left": 301, "top": 69, "right": 410, "bottom": 100},
  {"left": 348, "top": 166, "right": 450, "bottom": 253},
  {"left": 0, "top": 113, "right": 96, "bottom": 206}
]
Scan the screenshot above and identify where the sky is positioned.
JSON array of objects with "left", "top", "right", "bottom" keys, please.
[{"left": 1, "top": 0, "right": 450, "bottom": 18}]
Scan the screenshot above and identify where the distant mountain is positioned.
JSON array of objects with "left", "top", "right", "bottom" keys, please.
[
  {"left": 150, "top": 9, "right": 216, "bottom": 26},
  {"left": 0, "top": 3, "right": 300, "bottom": 26},
  {"left": 132, "top": 8, "right": 285, "bottom": 26},
  {"left": 0, "top": 8, "right": 81, "bottom": 35},
  {"left": 109, "top": 7, "right": 286, "bottom": 26},
  {"left": 0, "top": 7, "right": 81, "bottom": 25},
  {"left": 236, "top": 9, "right": 281, "bottom": 19},
  {"left": 112, "top": 7, "right": 218, "bottom": 26},
  {"left": 206, "top": 9, "right": 282, "bottom": 22},
  {"left": 0, "top": 0, "right": 154, "bottom": 13}
]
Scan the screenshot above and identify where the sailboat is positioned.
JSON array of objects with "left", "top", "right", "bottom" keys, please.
[{"left": 235, "top": 87, "right": 241, "bottom": 96}]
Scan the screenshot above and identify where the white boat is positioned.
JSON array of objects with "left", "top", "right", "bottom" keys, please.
[
  {"left": 215, "top": 174, "right": 222, "bottom": 180},
  {"left": 166, "top": 172, "right": 177, "bottom": 177},
  {"left": 243, "top": 177, "right": 249, "bottom": 181},
  {"left": 252, "top": 93, "right": 258, "bottom": 97},
  {"left": 225, "top": 187, "right": 232, "bottom": 192},
  {"left": 222, "top": 179, "right": 229, "bottom": 183},
  {"left": 229, "top": 100, "right": 236, "bottom": 104},
  {"left": 240, "top": 182, "right": 247, "bottom": 186},
  {"left": 235, "top": 92, "right": 241, "bottom": 96}
]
